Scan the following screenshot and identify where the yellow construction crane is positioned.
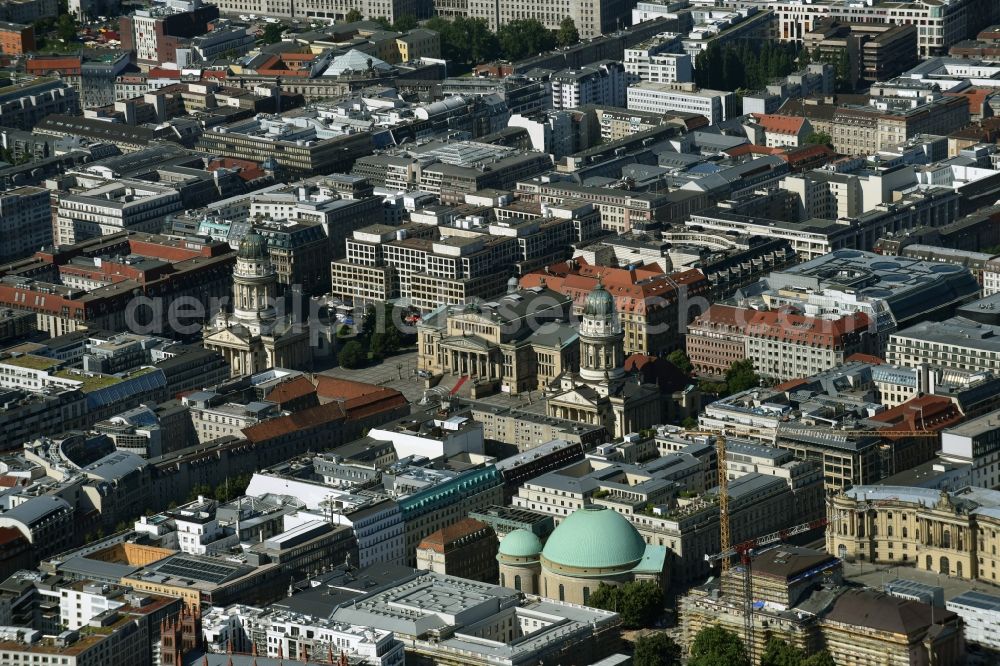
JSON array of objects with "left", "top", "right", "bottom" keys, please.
[
  {"left": 684, "top": 426, "right": 939, "bottom": 662},
  {"left": 685, "top": 427, "right": 940, "bottom": 564},
  {"left": 704, "top": 497, "right": 897, "bottom": 663}
]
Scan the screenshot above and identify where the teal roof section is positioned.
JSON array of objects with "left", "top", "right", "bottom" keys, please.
[
  {"left": 583, "top": 281, "right": 615, "bottom": 317},
  {"left": 398, "top": 466, "right": 503, "bottom": 519},
  {"left": 633, "top": 544, "right": 668, "bottom": 575},
  {"left": 237, "top": 230, "right": 268, "bottom": 260},
  {"left": 498, "top": 529, "right": 543, "bottom": 559},
  {"left": 541, "top": 506, "right": 646, "bottom": 570}
]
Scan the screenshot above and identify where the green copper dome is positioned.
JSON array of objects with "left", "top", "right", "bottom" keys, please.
[
  {"left": 238, "top": 230, "right": 268, "bottom": 260},
  {"left": 583, "top": 281, "right": 615, "bottom": 317},
  {"left": 498, "top": 529, "right": 543, "bottom": 559},
  {"left": 541, "top": 506, "right": 646, "bottom": 570}
]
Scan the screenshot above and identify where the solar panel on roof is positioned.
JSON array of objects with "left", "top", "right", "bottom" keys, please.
[{"left": 156, "top": 556, "right": 243, "bottom": 584}]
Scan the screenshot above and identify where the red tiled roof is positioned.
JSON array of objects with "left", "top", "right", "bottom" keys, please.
[
  {"left": 752, "top": 113, "right": 807, "bottom": 135},
  {"left": 847, "top": 353, "right": 885, "bottom": 365},
  {"left": 207, "top": 157, "right": 266, "bottom": 181},
  {"left": 343, "top": 396, "right": 407, "bottom": 423},
  {"left": 625, "top": 354, "right": 656, "bottom": 372},
  {"left": 869, "top": 395, "right": 963, "bottom": 436},
  {"left": 147, "top": 67, "right": 182, "bottom": 79},
  {"left": 746, "top": 310, "right": 870, "bottom": 347},
  {"left": 774, "top": 377, "right": 809, "bottom": 392},
  {"left": 417, "top": 518, "right": 491, "bottom": 553},
  {"left": 315, "top": 376, "right": 391, "bottom": 401},
  {"left": 625, "top": 353, "right": 692, "bottom": 391},
  {"left": 242, "top": 402, "right": 345, "bottom": 443},
  {"left": 266, "top": 376, "right": 316, "bottom": 406},
  {"left": 519, "top": 258, "right": 707, "bottom": 315},
  {"left": 691, "top": 304, "right": 750, "bottom": 331},
  {"left": 945, "top": 88, "right": 993, "bottom": 114},
  {"left": 725, "top": 144, "right": 782, "bottom": 158},
  {"left": 0, "top": 476, "right": 22, "bottom": 488},
  {"left": 779, "top": 144, "right": 837, "bottom": 166},
  {"left": 27, "top": 56, "right": 82, "bottom": 74}
]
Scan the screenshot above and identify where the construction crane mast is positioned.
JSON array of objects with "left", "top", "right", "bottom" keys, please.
[
  {"left": 716, "top": 434, "right": 731, "bottom": 574},
  {"left": 683, "top": 426, "right": 938, "bottom": 662},
  {"left": 685, "top": 431, "right": 734, "bottom": 572},
  {"left": 704, "top": 497, "right": 897, "bottom": 663}
]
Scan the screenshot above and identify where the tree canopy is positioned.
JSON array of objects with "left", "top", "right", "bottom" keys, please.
[
  {"left": 393, "top": 14, "right": 418, "bottom": 31},
  {"left": 345, "top": 8, "right": 363, "bottom": 22},
  {"left": 425, "top": 16, "right": 500, "bottom": 73},
  {"left": 338, "top": 340, "right": 366, "bottom": 369},
  {"left": 812, "top": 47, "right": 853, "bottom": 92},
  {"left": 760, "top": 637, "right": 836, "bottom": 666},
  {"left": 214, "top": 473, "right": 253, "bottom": 503},
  {"left": 556, "top": 17, "right": 579, "bottom": 48},
  {"left": 694, "top": 41, "right": 801, "bottom": 92},
  {"left": 689, "top": 626, "right": 750, "bottom": 666},
  {"left": 725, "top": 359, "right": 760, "bottom": 394},
  {"left": 56, "top": 14, "right": 77, "bottom": 42},
  {"left": 586, "top": 582, "right": 663, "bottom": 628},
  {"left": 497, "top": 19, "right": 556, "bottom": 61},
  {"left": 633, "top": 632, "right": 681, "bottom": 666},
  {"left": 667, "top": 349, "right": 693, "bottom": 375},
  {"left": 805, "top": 131, "right": 832, "bottom": 146},
  {"left": 262, "top": 22, "right": 285, "bottom": 44},
  {"left": 697, "top": 359, "right": 761, "bottom": 397}
]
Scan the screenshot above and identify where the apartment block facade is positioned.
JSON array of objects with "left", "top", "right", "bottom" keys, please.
[
  {"left": 758, "top": 0, "right": 1000, "bottom": 57},
  {"left": 55, "top": 180, "right": 183, "bottom": 246},
  {"left": 0, "top": 186, "right": 52, "bottom": 263},
  {"left": 432, "top": 0, "right": 631, "bottom": 38},
  {"left": 627, "top": 82, "right": 736, "bottom": 124}
]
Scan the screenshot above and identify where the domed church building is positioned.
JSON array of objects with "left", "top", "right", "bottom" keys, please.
[
  {"left": 497, "top": 505, "right": 667, "bottom": 605},
  {"left": 545, "top": 279, "right": 661, "bottom": 437},
  {"left": 203, "top": 230, "right": 312, "bottom": 376}
]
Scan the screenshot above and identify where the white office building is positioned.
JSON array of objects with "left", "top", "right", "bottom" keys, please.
[
  {"left": 550, "top": 61, "right": 626, "bottom": 111},
  {"left": 940, "top": 412, "right": 1000, "bottom": 490},
  {"left": 624, "top": 36, "right": 692, "bottom": 84},
  {"left": 947, "top": 590, "right": 1000, "bottom": 650},
  {"left": 627, "top": 82, "right": 735, "bottom": 124},
  {"left": 55, "top": 178, "right": 183, "bottom": 246}
]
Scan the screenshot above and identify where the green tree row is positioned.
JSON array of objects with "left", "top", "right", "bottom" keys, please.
[
  {"left": 663, "top": 352, "right": 762, "bottom": 399},
  {"left": 631, "top": 628, "right": 835, "bottom": 666},
  {"left": 345, "top": 10, "right": 419, "bottom": 32},
  {"left": 586, "top": 581, "right": 663, "bottom": 629},
  {"left": 637, "top": 627, "right": 834, "bottom": 666},
  {"left": 185, "top": 472, "right": 254, "bottom": 504},
  {"left": 698, "top": 358, "right": 761, "bottom": 397},
  {"left": 338, "top": 303, "right": 411, "bottom": 369},
  {"left": 420, "top": 16, "right": 578, "bottom": 73},
  {"left": 694, "top": 41, "right": 804, "bottom": 93}
]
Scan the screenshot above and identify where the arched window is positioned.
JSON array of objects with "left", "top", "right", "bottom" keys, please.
[
  {"left": 957, "top": 561, "right": 964, "bottom": 578},
  {"left": 902, "top": 527, "right": 908, "bottom": 539},
  {"left": 500, "top": 574, "right": 505, "bottom": 587},
  {"left": 558, "top": 584, "right": 565, "bottom": 601},
  {"left": 940, "top": 556, "right": 950, "bottom": 575},
  {"left": 943, "top": 529, "right": 952, "bottom": 549},
  {"left": 926, "top": 555, "right": 933, "bottom": 570},
  {"left": 583, "top": 587, "right": 591, "bottom": 604},
  {"left": 514, "top": 575, "right": 521, "bottom": 591}
]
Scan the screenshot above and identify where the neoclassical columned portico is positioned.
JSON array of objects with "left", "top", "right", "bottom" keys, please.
[
  {"left": 440, "top": 341, "right": 500, "bottom": 378},
  {"left": 552, "top": 405, "right": 599, "bottom": 424}
]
